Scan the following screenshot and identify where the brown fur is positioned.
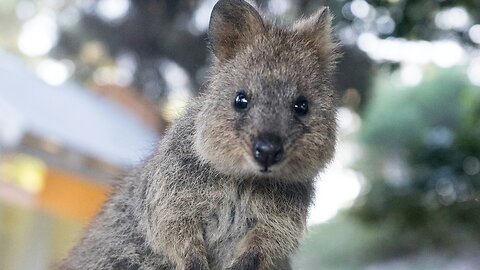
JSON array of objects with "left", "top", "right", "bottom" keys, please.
[{"left": 58, "top": 0, "right": 338, "bottom": 269}]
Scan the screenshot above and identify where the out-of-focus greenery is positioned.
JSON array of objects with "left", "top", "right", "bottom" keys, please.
[
  {"left": 367, "top": 0, "right": 480, "bottom": 42},
  {"left": 293, "top": 213, "right": 480, "bottom": 270},
  {"left": 352, "top": 68, "right": 480, "bottom": 250},
  {"left": 293, "top": 214, "right": 394, "bottom": 270}
]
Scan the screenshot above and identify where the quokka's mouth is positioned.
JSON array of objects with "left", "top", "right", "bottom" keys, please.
[
  {"left": 259, "top": 163, "right": 273, "bottom": 173},
  {"left": 260, "top": 168, "right": 272, "bottom": 173}
]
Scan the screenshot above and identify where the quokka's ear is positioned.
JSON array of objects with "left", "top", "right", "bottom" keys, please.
[
  {"left": 294, "top": 7, "right": 337, "bottom": 54},
  {"left": 208, "top": 0, "right": 265, "bottom": 61}
]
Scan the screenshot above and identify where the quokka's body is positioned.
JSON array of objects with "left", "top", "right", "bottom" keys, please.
[{"left": 59, "top": 0, "right": 339, "bottom": 269}]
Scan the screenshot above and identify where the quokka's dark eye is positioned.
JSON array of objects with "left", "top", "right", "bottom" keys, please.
[
  {"left": 293, "top": 96, "right": 309, "bottom": 116},
  {"left": 234, "top": 91, "right": 249, "bottom": 110}
]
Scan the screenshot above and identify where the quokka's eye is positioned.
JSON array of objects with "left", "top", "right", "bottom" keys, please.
[
  {"left": 234, "top": 91, "right": 249, "bottom": 110},
  {"left": 293, "top": 96, "right": 309, "bottom": 116}
]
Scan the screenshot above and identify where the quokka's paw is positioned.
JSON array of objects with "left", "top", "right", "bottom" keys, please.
[{"left": 226, "top": 251, "right": 260, "bottom": 270}]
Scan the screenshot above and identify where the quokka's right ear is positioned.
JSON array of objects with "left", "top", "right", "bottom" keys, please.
[
  {"left": 294, "top": 7, "right": 338, "bottom": 58},
  {"left": 208, "top": 0, "right": 265, "bottom": 62}
]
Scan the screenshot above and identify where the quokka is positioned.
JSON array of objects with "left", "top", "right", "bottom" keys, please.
[{"left": 59, "top": 0, "right": 339, "bottom": 269}]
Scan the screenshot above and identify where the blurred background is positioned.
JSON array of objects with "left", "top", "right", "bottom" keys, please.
[{"left": 0, "top": 0, "right": 479, "bottom": 269}]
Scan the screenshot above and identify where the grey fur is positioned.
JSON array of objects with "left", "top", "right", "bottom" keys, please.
[{"left": 58, "top": 0, "right": 338, "bottom": 269}]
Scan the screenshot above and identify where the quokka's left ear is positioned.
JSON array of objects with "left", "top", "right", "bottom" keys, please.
[
  {"left": 208, "top": 0, "right": 265, "bottom": 62},
  {"left": 294, "top": 7, "right": 338, "bottom": 56}
]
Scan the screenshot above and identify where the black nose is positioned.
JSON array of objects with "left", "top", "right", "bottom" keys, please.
[{"left": 253, "top": 133, "right": 284, "bottom": 170}]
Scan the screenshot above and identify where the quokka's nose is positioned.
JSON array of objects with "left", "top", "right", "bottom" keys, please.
[{"left": 253, "top": 133, "right": 284, "bottom": 170}]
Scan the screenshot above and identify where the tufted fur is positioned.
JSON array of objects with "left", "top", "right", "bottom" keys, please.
[{"left": 58, "top": 0, "right": 338, "bottom": 269}]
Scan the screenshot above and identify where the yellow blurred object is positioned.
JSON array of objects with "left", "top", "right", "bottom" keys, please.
[
  {"left": 0, "top": 154, "right": 47, "bottom": 194},
  {"left": 0, "top": 153, "right": 110, "bottom": 222},
  {"left": 38, "top": 168, "right": 109, "bottom": 222}
]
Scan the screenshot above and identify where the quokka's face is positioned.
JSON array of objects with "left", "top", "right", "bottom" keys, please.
[{"left": 194, "top": 0, "right": 338, "bottom": 181}]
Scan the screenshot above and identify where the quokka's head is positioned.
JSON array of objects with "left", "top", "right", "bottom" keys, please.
[{"left": 194, "top": 0, "right": 339, "bottom": 181}]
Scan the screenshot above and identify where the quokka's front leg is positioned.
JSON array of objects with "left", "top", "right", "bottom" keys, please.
[
  {"left": 143, "top": 179, "right": 211, "bottom": 270},
  {"left": 147, "top": 215, "right": 210, "bottom": 270},
  {"left": 226, "top": 219, "right": 303, "bottom": 270}
]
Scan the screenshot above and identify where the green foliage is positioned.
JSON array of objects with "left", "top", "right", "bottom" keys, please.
[
  {"left": 352, "top": 68, "right": 480, "bottom": 249},
  {"left": 368, "top": 0, "right": 480, "bottom": 42},
  {"left": 293, "top": 214, "right": 396, "bottom": 270}
]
